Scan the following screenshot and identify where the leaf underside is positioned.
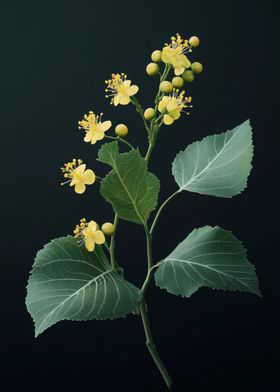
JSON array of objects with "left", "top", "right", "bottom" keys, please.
[
  {"left": 172, "top": 120, "right": 253, "bottom": 198},
  {"left": 98, "top": 142, "right": 160, "bottom": 225},
  {"left": 155, "top": 226, "right": 261, "bottom": 298},
  {"left": 26, "top": 236, "right": 142, "bottom": 337}
]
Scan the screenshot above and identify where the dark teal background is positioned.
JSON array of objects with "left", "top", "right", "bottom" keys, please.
[{"left": 1, "top": 0, "right": 279, "bottom": 391}]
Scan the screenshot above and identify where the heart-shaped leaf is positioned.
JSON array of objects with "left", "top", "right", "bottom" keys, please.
[
  {"left": 172, "top": 120, "right": 253, "bottom": 198},
  {"left": 26, "top": 236, "right": 141, "bottom": 337},
  {"left": 155, "top": 226, "right": 261, "bottom": 298}
]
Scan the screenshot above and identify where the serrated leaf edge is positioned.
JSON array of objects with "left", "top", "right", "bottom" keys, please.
[{"left": 172, "top": 119, "right": 254, "bottom": 198}]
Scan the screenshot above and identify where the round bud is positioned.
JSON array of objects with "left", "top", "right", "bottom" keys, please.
[
  {"left": 101, "top": 222, "right": 115, "bottom": 236},
  {"left": 115, "top": 124, "right": 128, "bottom": 137},
  {"left": 151, "top": 50, "right": 162, "bottom": 62},
  {"left": 144, "top": 108, "right": 156, "bottom": 121},
  {"left": 182, "top": 70, "right": 195, "bottom": 82},
  {"left": 146, "top": 62, "right": 159, "bottom": 76},
  {"left": 160, "top": 81, "right": 173, "bottom": 94},
  {"left": 191, "top": 62, "right": 203, "bottom": 74},
  {"left": 189, "top": 36, "right": 200, "bottom": 47},
  {"left": 172, "top": 76, "right": 184, "bottom": 88}
]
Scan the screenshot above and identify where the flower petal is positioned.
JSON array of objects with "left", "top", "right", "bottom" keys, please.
[
  {"left": 127, "top": 85, "right": 139, "bottom": 96},
  {"left": 83, "top": 169, "right": 95, "bottom": 185},
  {"left": 88, "top": 220, "right": 97, "bottom": 232},
  {"left": 113, "top": 95, "right": 120, "bottom": 106},
  {"left": 85, "top": 237, "right": 95, "bottom": 252},
  {"left": 174, "top": 67, "right": 184, "bottom": 76},
  {"left": 75, "top": 164, "right": 86, "bottom": 176},
  {"left": 158, "top": 101, "right": 166, "bottom": 114},
  {"left": 163, "top": 114, "right": 175, "bottom": 125},
  {"left": 94, "top": 230, "right": 105, "bottom": 245},
  {"left": 166, "top": 101, "right": 178, "bottom": 112},
  {"left": 84, "top": 132, "right": 92, "bottom": 142},
  {"left": 74, "top": 182, "right": 86, "bottom": 194},
  {"left": 90, "top": 131, "right": 104, "bottom": 144},
  {"left": 183, "top": 55, "right": 191, "bottom": 69},
  {"left": 100, "top": 120, "right": 112, "bottom": 132},
  {"left": 119, "top": 95, "right": 131, "bottom": 105},
  {"left": 172, "top": 110, "right": 181, "bottom": 120},
  {"left": 161, "top": 47, "right": 173, "bottom": 64},
  {"left": 123, "top": 80, "right": 131, "bottom": 88}
]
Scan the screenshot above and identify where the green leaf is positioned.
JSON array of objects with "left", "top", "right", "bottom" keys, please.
[
  {"left": 155, "top": 226, "right": 261, "bottom": 298},
  {"left": 26, "top": 236, "right": 141, "bottom": 337},
  {"left": 172, "top": 120, "right": 253, "bottom": 198},
  {"left": 98, "top": 143, "right": 160, "bottom": 225},
  {"left": 98, "top": 140, "right": 119, "bottom": 166}
]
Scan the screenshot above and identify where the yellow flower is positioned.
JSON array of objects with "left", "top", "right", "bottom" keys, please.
[
  {"left": 158, "top": 90, "right": 192, "bottom": 125},
  {"left": 78, "top": 111, "right": 112, "bottom": 144},
  {"left": 105, "top": 73, "right": 139, "bottom": 106},
  {"left": 61, "top": 159, "right": 95, "bottom": 194},
  {"left": 74, "top": 219, "right": 105, "bottom": 252},
  {"left": 162, "top": 34, "right": 191, "bottom": 76}
]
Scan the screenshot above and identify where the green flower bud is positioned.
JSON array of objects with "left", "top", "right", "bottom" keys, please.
[
  {"left": 101, "top": 222, "right": 115, "bottom": 236},
  {"left": 144, "top": 108, "right": 156, "bottom": 121},
  {"left": 189, "top": 36, "right": 200, "bottom": 48},
  {"left": 172, "top": 77, "right": 184, "bottom": 88},
  {"left": 160, "top": 81, "right": 173, "bottom": 94},
  {"left": 115, "top": 124, "right": 128, "bottom": 137},
  {"left": 146, "top": 62, "right": 159, "bottom": 76},
  {"left": 151, "top": 50, "right": 162, "bottom": 63},
  {"left": 182, "top": 70, "right": 195, "bottom": 82},
  {"left": 191, "top": 62, "right": 203, "bottom": 74}
]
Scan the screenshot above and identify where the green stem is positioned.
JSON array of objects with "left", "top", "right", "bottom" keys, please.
[
  {"left": 110, "top": 214, "right": 119, "bottom": 271},
  {"left": 105, "top": 135, "right": 134, "bottom": 150},
  {"left": 144, "top": 224, "right": 153, "bottom": 270},
  {"left": 141, "top": 263, "right": 160, "bottom": 295},
  {"left": 138, "top": 63, "right": 174, "bottom": 389},
  {"left": 150, "top": 191, "right": 179, "bottom": 236},
  {"left": 140, "top": 300, "right": 173, "bottom": 390},
  {"left": 147, "top": 64, "right": 172, "bottom": 158},
  {"left": 145, "top": 141, "right": 156, "bottom": 161},
  {"left": 131, "top": 96, "right": 150, "bottom": 134}
]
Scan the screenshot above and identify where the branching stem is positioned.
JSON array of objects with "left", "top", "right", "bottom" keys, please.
[
  {"left": 150, "top": 191, "right": 179, "bottom": 236},
  {"left": 131, "top": 96, "right": 150, "bottom": 133},
  {"left": 141, "top": 263, "right": 160, "bottom": 295},
  {"left": 105, "top": 135, "right": 134, "bottom": 150}
]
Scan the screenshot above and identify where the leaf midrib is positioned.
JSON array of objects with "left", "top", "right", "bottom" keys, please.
[
  {"left": 111, "top": 157, "right": 146, "bottom": 225},
  {"left": 36, "top": 269, "right": 113, "bottom": 333},
  {"left": 165, "top": 257, "right": 257, "bottom": 293},
  {"left": 179, "top": 122, "right": 246, "bottom": 190}
]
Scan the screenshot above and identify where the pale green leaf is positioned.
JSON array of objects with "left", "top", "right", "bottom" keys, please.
[
  {"left": 155, "top": 226, "right": 261, "bottom": 298},
  {"left": 172, "top": 120, "right": 253, "bottom": 197},
  {"left": 98, "top": 143, "right": 160, "bottom": 225},
  {"left": 26, "top": 236, "right": 141, "bottom": 337}
]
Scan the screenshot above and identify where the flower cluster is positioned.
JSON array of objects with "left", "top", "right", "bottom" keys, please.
[
  {"left": 74, "top": 219, "right": 105, "bottom": 252},
  {"left": 105, "top": 73, "right": 139, "bottom": 106},
  {"left": 144, "top": 33, "right": 203, "bottom": 126},
  {"left": 60, "top": 33, "right": 201, "bottom": 247},
  {"left": 60, "top": 159, "right": 95, "bottom": 194}
]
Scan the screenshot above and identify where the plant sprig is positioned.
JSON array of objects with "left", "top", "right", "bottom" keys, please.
[{"left": 26, "top": 33, "right": 261, "bottom": 391}]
